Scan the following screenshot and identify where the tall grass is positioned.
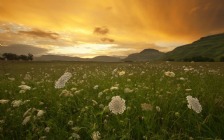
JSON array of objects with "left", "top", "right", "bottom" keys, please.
[{"left": 0, "top": 61, "right": 224, "bottom": 139}]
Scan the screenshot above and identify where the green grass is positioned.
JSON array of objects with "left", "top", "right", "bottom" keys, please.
[{"left": 0, "top": 61, "right": 224, "bottom": 139}]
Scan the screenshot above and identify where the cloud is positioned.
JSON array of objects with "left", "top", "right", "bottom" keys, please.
[
  {"left": 0, "top": 44, "right": 48, "bottom": 56},
  {"left": 19, "top": 29, "right": 59, "bottom": 40},
  {"left": 93, "top": 27, "right": 109, "bottom": 35},
  {"left": 100, "top": 37, "right": 114, "bottom": 42}
]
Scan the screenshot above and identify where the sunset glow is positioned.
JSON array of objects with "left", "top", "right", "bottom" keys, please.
[{"left": 0, "top": 0, "right": 223, "bottom": 57}]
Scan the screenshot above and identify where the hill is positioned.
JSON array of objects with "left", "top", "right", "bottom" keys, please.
[
  {"left": 91, "top": 56, "right": 121, "bottom": 62},
  {"left": 123, "top": 49, "right": 165, "bottom": 62},
  {"left": 165, "top": 33, "right": 224, "bottom": 61}
]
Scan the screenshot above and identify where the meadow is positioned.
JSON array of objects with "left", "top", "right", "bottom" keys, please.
[{"left": 0, "top": 61, "right": 224, "bottom": 140}]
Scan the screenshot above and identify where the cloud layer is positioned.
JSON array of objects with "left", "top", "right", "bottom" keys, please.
[{"left": 0, "top": 0, "right": 223, "bottom": 57}]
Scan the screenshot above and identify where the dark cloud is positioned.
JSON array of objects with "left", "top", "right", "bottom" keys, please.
[
  {"left": 100, "top": 37, "right": 114, "bottom": 42},
  {"left": 0, "top": 44, "right": 48, "bottom": 56},
  {"left": 19, "top": 29, "right": 59, "bottom": 40},
  {"left": 93, "top": 27, "right": 109, "bottom": 35}
]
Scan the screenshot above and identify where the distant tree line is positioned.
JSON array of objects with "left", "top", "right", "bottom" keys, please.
[
  {"left": 166, "top": 56, "right": 224, "bottom": 62},
  {"left": 183, "top": 56, "right": 214, "bottom": 62},
  {"left": 0, "top": 53, "right": 33, "bottom": 61}
]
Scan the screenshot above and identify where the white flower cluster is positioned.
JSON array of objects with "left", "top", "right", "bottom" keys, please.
[
  {"left": 92, "top": 131, "right": 101, "bottom": 140},
  {"left": 0, "top": 99, "right": 9, "bottom": 104},
  {"left": 108, "top": 96, "right": 126, "bottom": 115},
  {"left": 55, "top": 72, "right": 72, "bottom": 89},
  {"left": 164, "top": 71, "right": 175, "bottom": 77},
  {"left": 18, "top": 85, "right": 31, "bottom": 93},
  {"left": 186, "top": 95, "right": 202, "bottom": 113},
  {"left": 22, "top": 108, "right": 45, "bottom": 125}
]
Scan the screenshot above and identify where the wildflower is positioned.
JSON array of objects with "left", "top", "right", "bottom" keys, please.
[
  {"left": 103, "top": 89, "right": 109, "bottom": 93},
  {"left": 68, "top": 120, "right": 74, "bottom": 126},
  {"left": 92, "top": 100, "right": 98, "bottom": 106},
  {"left": 37, "top": 110, "right": 45, "bottom": 117},
  {"left": 22, "top": 115, "right": 31, "bottom": 125},
  {"left": 70, "top": 133, "right": 80, "bottom": 139},
  {"left": 110, "top": 86, "right": 119, "bottom": 91},
  {"left": 92, "top": 131, "right": 101, "bottom": 140},
  {"left": 24, "top": 73, "right": 31, "bottom": 80},
  {"left": 39, "top": 102, "right": 44, "bottom": 105},
  {"left": 112, "top": 68, "right": 118, "bottom": 75},
  {"left": 124, "top": 88, "right": 133, "bottom": 93},
  {"left": 118, "top": 71, "right": 125, "bottom": 76},
  {"left": 93, "top": 85, "right": 99, "bottom": 90},
  {"left": 59, "top": 89, "right": 73, "bottom": 97},
  {"left": 0, "top": 99, "right": 9, "bottom": 104},
  {"left": 12, "top": 100, "right": 23, "bottom": 107},
  {"left": 23, "top": 108, "right": 32, "bottom": 117},
  {"left": 45, "top": 127, "right": 50, "bottom": 133},
  {"left": 156, "top": 106, "right": 161, "bottom": 112},
  {"left": 185, "top": 89, "right": 192, "bottom": 92},
  {"left": 141, "top": 103, "right": 153, "bottom": 111},
  {"left": 164, "top": 71, "right": 175, "bottom": 77},
  {"left": 186, "top": 96, "right": 202, "bottom": 113},
  {"left": 72, "top": 127, "right": 81, "bottom": 132},
  {"left": 39, "top": 136, "right": 47, "bottom": 140},
  {"left": 18, "top": 85, "right": 31, "bottom": 90},
  {"left": 8, "top": 77, "right": 15, "bottom": 81},
  {"left": 19, "top": 90, "right": 26, "bottom": 93},
  {"left": 71, "top": 87, "right": 77, "bottom": 91},
  {"left": 74, "top": 89, "right": 82, "bottom": 94},
  {"left": 55, "top": 72, "right": 72, "bottom": 89},
  {"left": 179, "top": 77, "right": 185, "bottom": 81},
  {"left": 108, "top": 96, "right": 126, "bottom": 115},
  {"left": 98, "top": 92, "right": 103, "bottom": 98}
]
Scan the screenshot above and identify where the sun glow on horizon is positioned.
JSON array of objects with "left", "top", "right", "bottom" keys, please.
[{"left": 47, "top": 43, "right": 132, "bottom": 58}]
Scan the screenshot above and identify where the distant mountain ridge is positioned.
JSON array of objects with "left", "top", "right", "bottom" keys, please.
[{"left": 34, "top": 55, "right": 121, "bottom": 62}]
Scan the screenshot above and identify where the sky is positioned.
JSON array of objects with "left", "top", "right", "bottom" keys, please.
[{"left": 0, "top": 0, "right": 224, "bottom": 58}]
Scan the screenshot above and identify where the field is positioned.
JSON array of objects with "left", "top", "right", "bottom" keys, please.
[{"left": 0, "top": 61, "right": 224, "bottom": 140}]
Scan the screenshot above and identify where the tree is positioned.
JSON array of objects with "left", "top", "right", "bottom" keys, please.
[
  {"left": 28, "top": 53, "right": 33, "bottom": 61},
  {"left": 183, "top": 56, "right": 214, "bottom": 62},
  {"left": 1, "top": 53, "right": 34, "bottom": 61},
  {"left": 2, "top": 53, "right": 19, "bottom": 60},
  {"left": 19, "top": 55, "right": 28, "bottom": 60}
]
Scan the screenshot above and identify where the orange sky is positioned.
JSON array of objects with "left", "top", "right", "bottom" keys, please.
[{"left": 0, "top": 0, "right": 224, "bottom": 57}]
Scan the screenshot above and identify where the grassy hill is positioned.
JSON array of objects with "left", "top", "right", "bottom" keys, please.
[
  {"left": 165, "top": 33, "right": 224, "bottom": 61},
  {"left": 123, "top": 49, "right": 164, "bottom": 62}
]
